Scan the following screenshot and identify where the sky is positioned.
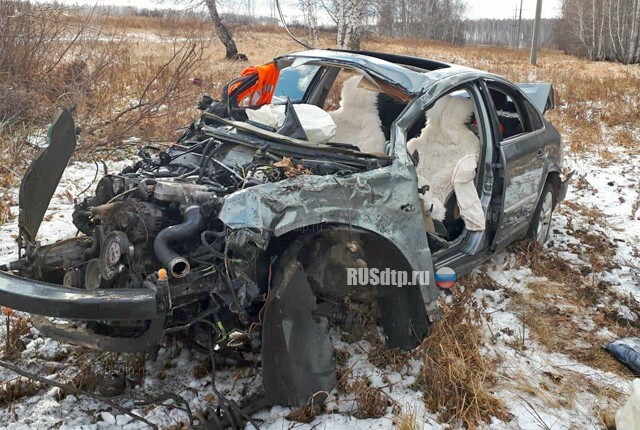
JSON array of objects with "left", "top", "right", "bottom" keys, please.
[{"left": 37, "top": 0, "right": 564, "bottom": 20}]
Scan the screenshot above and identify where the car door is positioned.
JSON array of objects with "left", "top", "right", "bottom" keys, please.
[{"left": 484, "top": 80, "right": 547, "bottom": 250}]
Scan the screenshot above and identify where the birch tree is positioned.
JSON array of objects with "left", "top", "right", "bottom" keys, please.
[
  {"left": 299, "top": 0, "right": 320, "bottom": 46},
  {"left": 159, "top": 0, "right": 245, "bottom": 60},
  {"left": 324, "top": 0, "right": 372, "bottom": 50},
  {"left": 559, "top": 0, "right": 640, "bottom": 63},
  {"left": 374, "top": 0, "right": 467, "bottom": 44}
]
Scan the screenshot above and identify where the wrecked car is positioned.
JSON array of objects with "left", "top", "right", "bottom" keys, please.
[{"left": 0, "top": 49, "right": 570, "bottom": 407}]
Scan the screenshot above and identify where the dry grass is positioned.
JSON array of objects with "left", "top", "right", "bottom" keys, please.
[
  {"left": 596, "top": 407, "right": 618, "bottom": 430},
  {"left": 348, "top": 377, "right": 389, "bottom": 419},
  {"left": 285, "top": 404, "right": 324, "bottom": 423},
  {"left": 418, "top": 275, "right": 508, "bottom": 429},
  {"left": 2, "top": 312, "right": 30, "bottom": 359},
  {"left": 392, "top": 408, "right": 420, "bottom": 430},
  {"left": 0, "top": 376, "right": 42, "bottom": 405},
  {"left": 367, "top": 344, "right": 412, "bottom": 372},
  {"left": 507, "top": 239, "right": 640, "bottom": 378}
]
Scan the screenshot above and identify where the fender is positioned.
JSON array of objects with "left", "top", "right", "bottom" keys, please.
[{"left": 218, "top": 162, "right": 441, "bottom": 309}]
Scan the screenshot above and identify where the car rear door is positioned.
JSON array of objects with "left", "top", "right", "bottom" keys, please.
[{"left": 484, "top": 80, "right": 547, "bottom": 250}]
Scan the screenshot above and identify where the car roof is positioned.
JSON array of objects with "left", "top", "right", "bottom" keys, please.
[{"left": 278, "top": 49, "right": 495, "bottom": 95}]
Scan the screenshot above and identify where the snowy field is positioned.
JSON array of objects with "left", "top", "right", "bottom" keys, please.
[{"left": 0, "top": 143, "right": 639, "bottom": 429}]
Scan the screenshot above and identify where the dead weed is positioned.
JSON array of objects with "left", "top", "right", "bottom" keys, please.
[
  {"left": 367, "top": 343, "right": 412, "bottom": 372},
  {"left": 505, "top": 240, "right": 638, "bottom": 376},
  {"left": 418, "top": 277, "right": 508, "bottom": 428},
  {"left": 2, "top": 312, "right": 30, "bottom": 359},
  {"left": 348, "top": 377, "right": 389, "bottom": 419},
  {"left": 0, "top": 377, "right": 42, "bottom": 404},
  {"left": 285, "top": 404, "right": 325, "bottom": 423}
]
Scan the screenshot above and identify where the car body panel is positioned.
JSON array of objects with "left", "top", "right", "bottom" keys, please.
[
  {"left": 217, "top": 156, "right": 441, "bottom": 311},
  {"left": 493, "top": 131, "right": 547, "bottom": 247},
  {"left": 0, "top": 270, "right": 159, "bottom": 320},
  {"left": 516, "top": 82, "right": 555, "bottom": 113}
]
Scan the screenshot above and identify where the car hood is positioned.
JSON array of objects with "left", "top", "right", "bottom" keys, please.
[{"left": 19, "top": 109, "right": 76, "bottom": 243}]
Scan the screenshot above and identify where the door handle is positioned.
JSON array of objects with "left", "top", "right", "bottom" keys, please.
[{"left": 536, "top": 149, "right": 545, "bottom": 159}]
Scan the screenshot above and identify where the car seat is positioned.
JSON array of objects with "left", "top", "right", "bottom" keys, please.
[
  {"left": 377, "top": 93, "right": 425, "bottom": 141},
  {"left": 328, "top": 76, "right": 387, "bottom": 154},
  {"left": 490, "top": 89, "right": 523, "bottom": 139},
  {"left": 408, "top": 94, "right": 485, "bottom": 233}
]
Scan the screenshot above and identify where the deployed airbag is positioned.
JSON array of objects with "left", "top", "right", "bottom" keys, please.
[
  {"left": 452, "top": 154, "right": 485, "bottom": 231},
  {"left": 246, "top": 103, "right": 336, "bottom": 143}
]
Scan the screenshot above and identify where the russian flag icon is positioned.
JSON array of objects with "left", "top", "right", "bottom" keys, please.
[{"left": 435, "top": 267, "right": 457, "bottom": 289}]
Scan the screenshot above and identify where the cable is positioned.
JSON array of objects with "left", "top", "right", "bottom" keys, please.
[
  {"left": 275, "top": 0, "right": 314, "bottom": 49},
  {"left": 207, "top": 335, "right": 261, "bottom": 430}
]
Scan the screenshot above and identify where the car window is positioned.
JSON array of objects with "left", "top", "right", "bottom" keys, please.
[
  {"left": 523, "top": 98, "right": 544, "bottom": 131},
  {"left": 488, "top": 87, "right": 524, "bottom": 141},
  {"left": 272, "top": 64, "right": 320, "bottom": 104}
]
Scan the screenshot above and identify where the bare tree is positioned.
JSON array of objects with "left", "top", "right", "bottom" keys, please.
[
  {"left": 322, "top": 0, "right": 372, "bottom": 50},
  {"left": 158, "top": 0, "right": 245, "bottom": 60},
  {"left": 203, "top": 0, "right": 242, "bottom": 59},
  {"left": 465, "top": 18, "right": 559, "bottom": 50},
  {"left": 299, "top": 0, "right": 320, "bottom": 46},
  {"left": 559, "top": 0, "right": 640, "bottom": 63},
  {"left": 374, "top": 0, "right": 467, "bottom": 45}
]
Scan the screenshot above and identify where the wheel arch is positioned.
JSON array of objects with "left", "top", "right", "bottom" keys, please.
[{"left": 546, "top": 170, "right": 561, "bottom": 206}]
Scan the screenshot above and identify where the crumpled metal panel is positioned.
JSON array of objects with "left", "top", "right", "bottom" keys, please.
[
  {"left": 281, "top": 49, "right": 491, "bottom": 97},
  {"left": 19, "top": 109, "right": 76, "bottom": 243},
  {"left": 218, "top": 159, "right": 439, "bottom": 307}
]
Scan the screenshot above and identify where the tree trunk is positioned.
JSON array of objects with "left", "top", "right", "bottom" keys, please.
[
  {"left": 336, "top": 0, "right": 347, "bottom": 48},
  {"left": 204, "top": 0, "right": 242, "bottom": 60}
]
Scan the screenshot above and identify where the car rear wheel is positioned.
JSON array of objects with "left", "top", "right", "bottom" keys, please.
[{"left": 528, "top": 182, "right": 556, "bottom": 244}]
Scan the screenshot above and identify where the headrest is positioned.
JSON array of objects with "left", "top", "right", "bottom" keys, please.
[
  {"left": 426, "top": 95, "right": 474, "bottom": 130},
  {"left": 338, "top": 76, "right": 379, "bottom": 111}
]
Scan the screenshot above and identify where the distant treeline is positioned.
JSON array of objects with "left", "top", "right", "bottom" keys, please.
[
  {"left": 463, "top": 18, "right": 560, "bottom": 50},
  {"left": 57, "top": 0, "right": 640, "bottom": 64}
]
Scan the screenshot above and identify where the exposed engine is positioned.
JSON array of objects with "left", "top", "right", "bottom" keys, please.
[{"left": 13, "top": 110, "right": 383, "bottom": 351}]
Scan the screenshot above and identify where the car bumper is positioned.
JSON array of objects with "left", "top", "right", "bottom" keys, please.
[{"left": 0, "top": 270, "right": 159, "bottom": 320}]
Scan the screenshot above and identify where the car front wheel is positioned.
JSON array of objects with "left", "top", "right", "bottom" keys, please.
[{"left": 528, "top": 182, "right": 556, "bottom": 245}]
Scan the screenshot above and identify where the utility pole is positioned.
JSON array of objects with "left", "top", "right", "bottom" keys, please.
[
  {"left": 516, "top": 0, "right": 524, "bottom": 50},
  {"left": 530, "top": 0, "right": 543, "bottom": 64}
]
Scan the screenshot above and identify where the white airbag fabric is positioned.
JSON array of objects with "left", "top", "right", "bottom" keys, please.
[
  {"left": 246, "top": 104, "right": 337, "bottom": 143},
  {"left": 452, "top": 154, "right": 485, "bottom": 231}
]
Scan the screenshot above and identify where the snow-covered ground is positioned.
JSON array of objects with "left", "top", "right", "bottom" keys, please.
[{"left": 0, "top": 144, "right": 639, "bottom": 429}]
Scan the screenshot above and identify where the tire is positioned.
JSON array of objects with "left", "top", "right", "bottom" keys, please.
[{"left": 527, "top": 181, "right": 557, "bottom": 245}]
